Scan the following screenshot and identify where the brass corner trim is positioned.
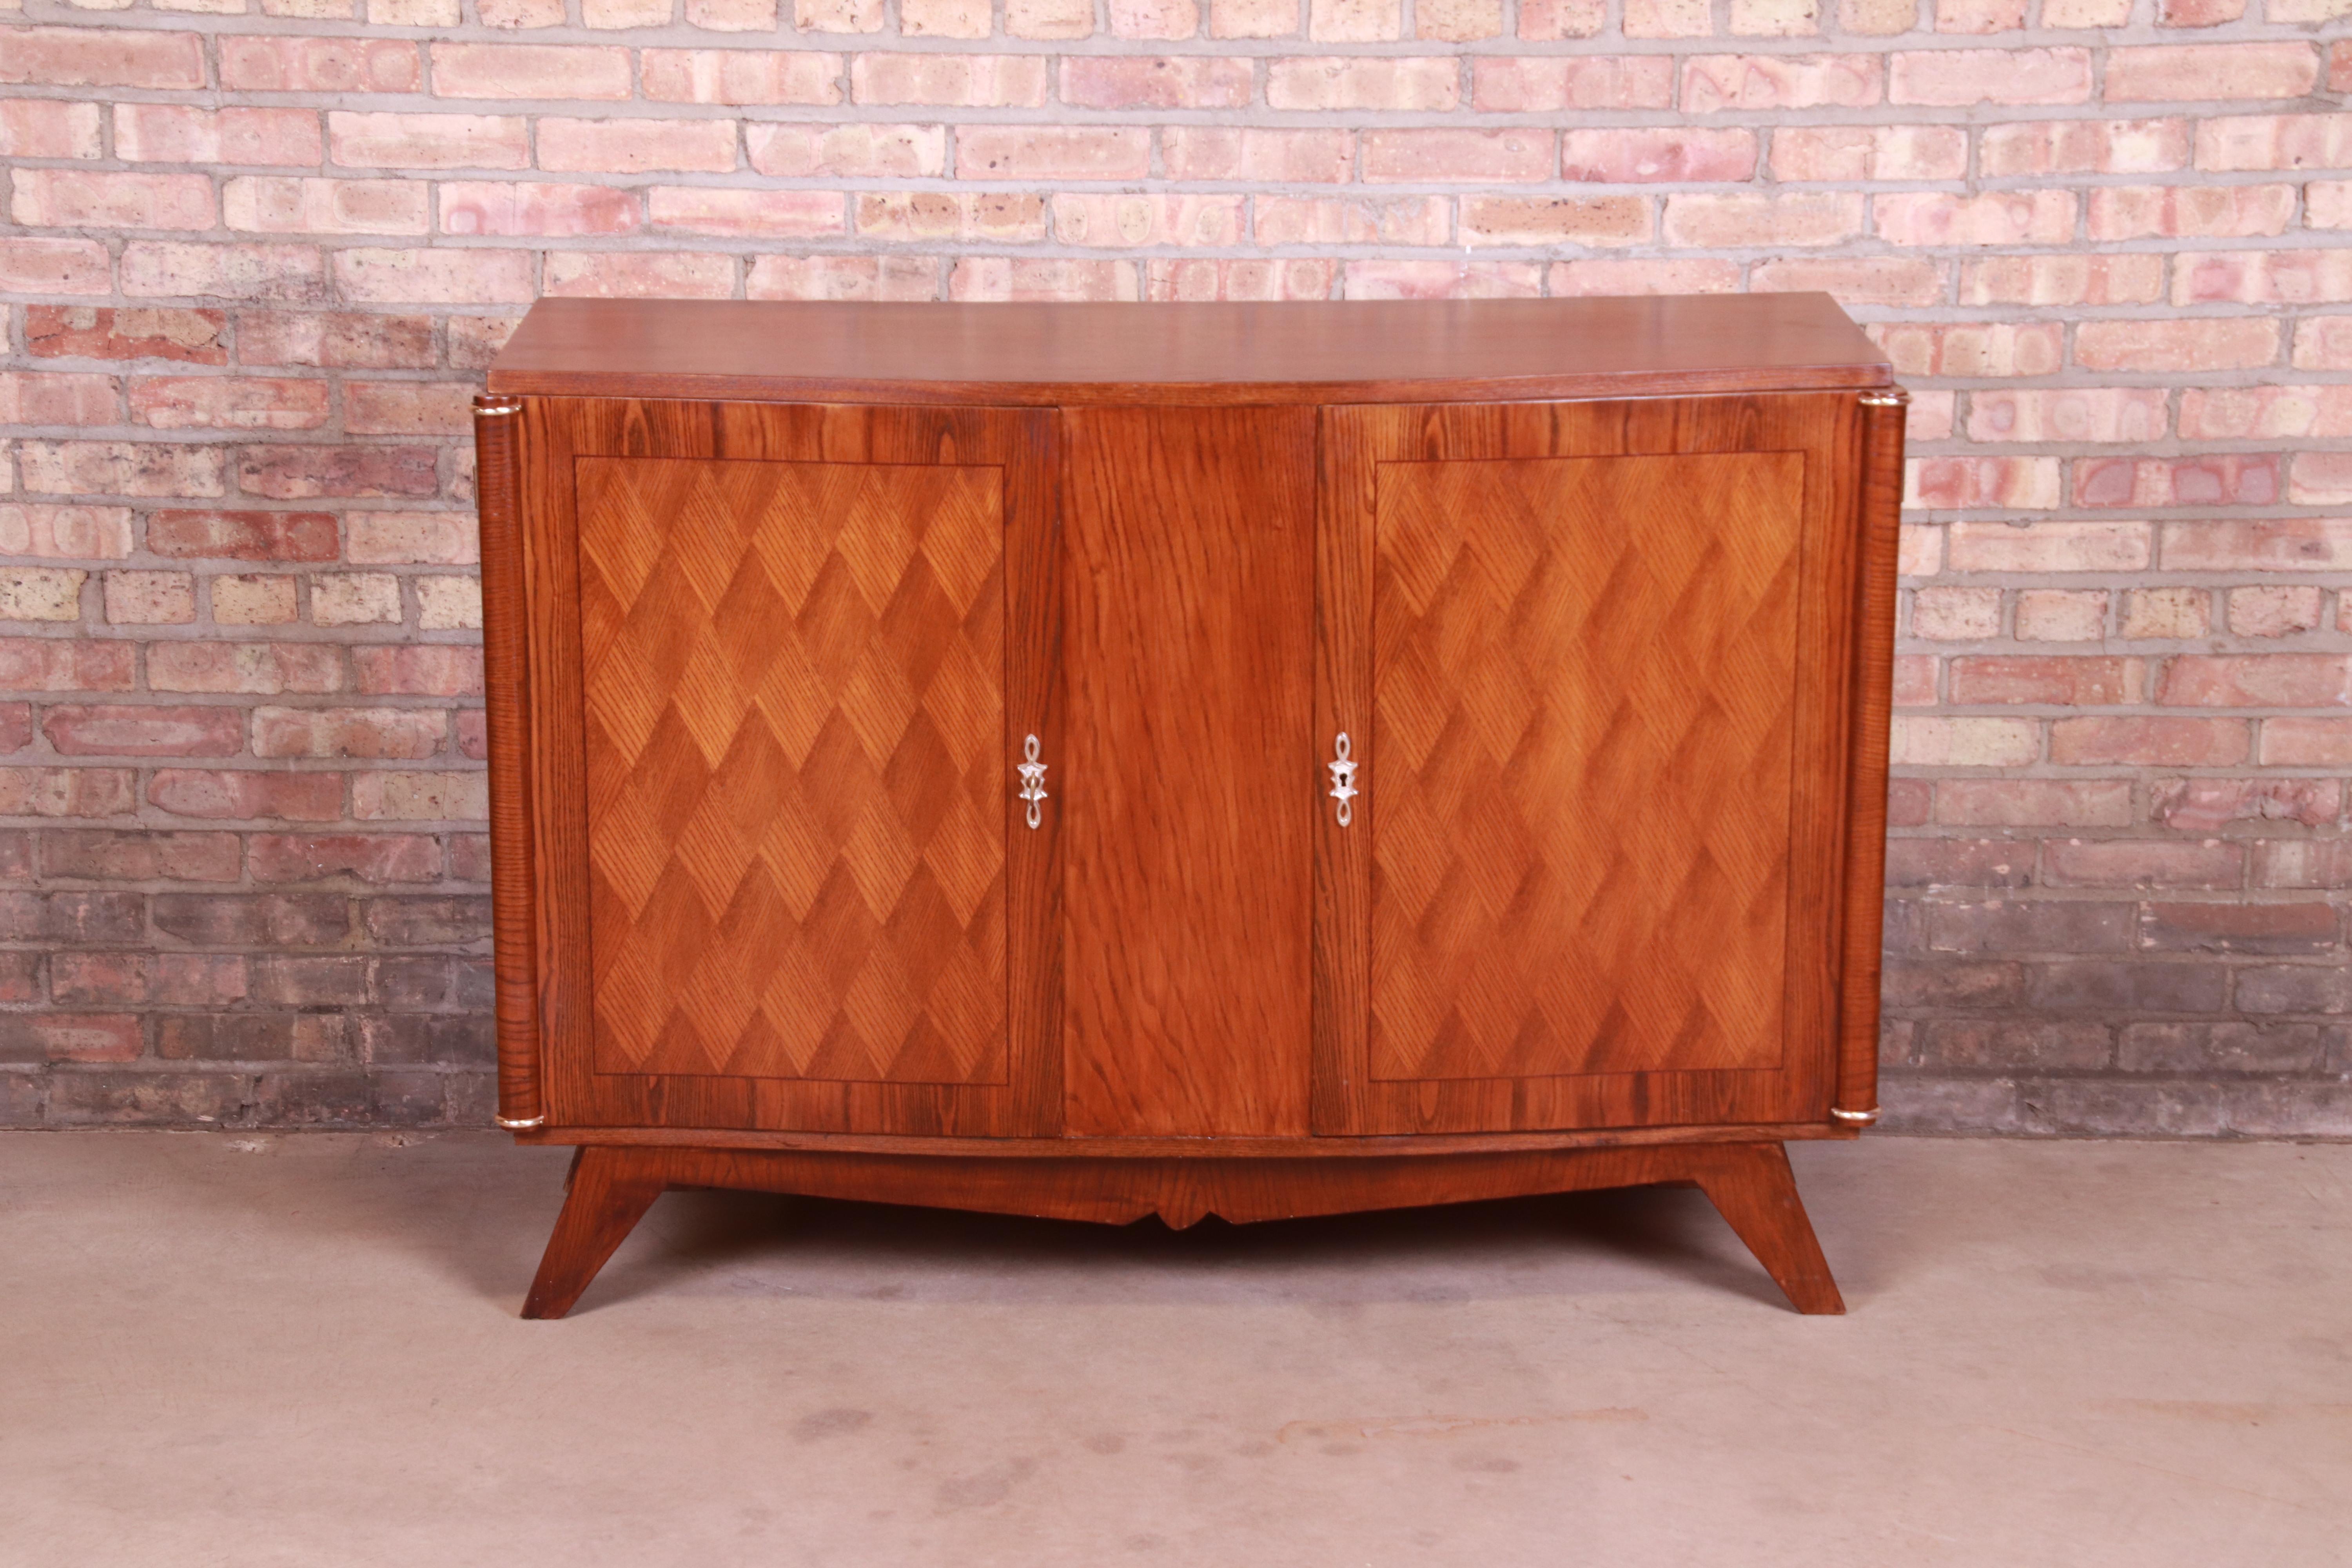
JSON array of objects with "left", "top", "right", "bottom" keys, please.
[
  {"left": 1830, "top": 1106, "right": 1881, "bottom": 1126},
  {"left": 1857, "top": 388, "right": 1909, "bottom": 408},
  {"left": 494, "top": 1112, "right": 547, "bottom": 1131},
  {"left": 474, "top": 394, "right": 525, "bottom": 417}
]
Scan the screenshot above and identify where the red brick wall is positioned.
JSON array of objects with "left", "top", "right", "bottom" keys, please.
[{"left": 1, "top": 2, "right": 2346, "bottom": 1133}]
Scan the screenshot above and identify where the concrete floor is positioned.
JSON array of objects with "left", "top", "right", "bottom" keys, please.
[{"left": 2, "top": 1134, "right": 2348, "bottom": 1568}]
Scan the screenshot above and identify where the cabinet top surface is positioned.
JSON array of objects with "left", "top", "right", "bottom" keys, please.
[{"left": 486, "top": 294, "right": 1893, "bottom": 406}]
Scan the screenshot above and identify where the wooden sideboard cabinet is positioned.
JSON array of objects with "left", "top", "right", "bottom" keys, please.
[{"left": 475, "top": 294, "right": 1906, "bottom": 1318}]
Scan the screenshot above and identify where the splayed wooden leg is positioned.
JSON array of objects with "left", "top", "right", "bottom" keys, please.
[
  {"left": 1690, "top": 1141, "right": 1845, "bottom": 1315},
  {"left": 521, "top": 1147, "right": 668, "bottom": 1319}
]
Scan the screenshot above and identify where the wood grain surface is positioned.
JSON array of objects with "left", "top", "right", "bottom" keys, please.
[
  {"left": 1837, "top": 394, "right": 1909, "bottom": 1122},
  {"left": 1315, "top": 394, "right": 1866, "bottom": 1136},
  {"left": 515, "top": 1137, "right": 1845, "bottom": 1317},
  {"left": 1060, "top": 406, "right": 1319, "bottom": 1138},
  {"left": 474, "top": 397, "right": 541, "bottom": 1127},
  {"left": 577, "top": 453, "right": 1009, "bottom": 1085},
  {"left": 516, "top": 397, "right": 1063, "bottom": 1137},
  {"left": 487, "top": 296, "right": 1893, "bottom": 408},
  {"left": 1368, "top": 449, "right": 1805, "bottom": 1083}
]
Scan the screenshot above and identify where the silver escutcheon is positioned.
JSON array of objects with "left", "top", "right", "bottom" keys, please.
[
  {"left": 1017, "top": 733, "right": 1049, "bottom": 829},
  {"left": 1327, "top": 733, "right": 1359, "bottom": 827}
]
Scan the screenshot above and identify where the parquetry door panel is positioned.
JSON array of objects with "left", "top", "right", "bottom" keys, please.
[
  {"left": 1315, "top": 396, "right": 1868, "bottom": 1136},
  {"left": 577, "top": 455, "right": 1009, "bottom": 1085},
  {"left": 517, "top": 399, "right": 1061, "bottom": 1137},
  {"left": 1368, "top": 450, "right": 1804, "bottom": 1083}
]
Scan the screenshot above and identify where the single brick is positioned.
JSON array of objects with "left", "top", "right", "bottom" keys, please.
[
  {"left": 250, "top": 834, "right": 443, "bottom": 885},
  {"left": 130, "top": 376, "right": 330, "bottom": 433},
  {"left": 1269, "top": 56, "right": 1461, "bottom": 111},
  {"left": 1054, "top": 194, "right": 1245, "bottom": 248},
  {"left": 1907, "top": 457, "right": 2062, "bottom": 511},
  {"left": 1561, "top": 128, "right": 1757, "bottom": 183},
  {"left": 0, "top": 238, "right": 111, "bottom": 296},
  {"left": 1873, "top": 320, "right": 2064, "bottom": 376},
  {"left": 2105, "top": 44, "right": 2319, "bottom": 102},
  {"left": 2013, "top": 590, "right": 2109, "bottom": 643},
  {"left": 537, "top": 118, "right": 741, "bottom": 175},
  {"left": 351, "top": 771, "right": 491, "bottom": 821},
  {"left": 0, "top": 768, "right": 139, "bottom": 818},
  {"left": 1472, "top": 56, "right": 1673, "bottom": 111},
  {"left": 1460, "top": 196, "right": 1651, "bottom": 247},
  {"left": 650, "top": 188, "right": 848, "bottom": 240},
  {"left": 1967, "top": 389, "right": 2168, "bottom": 445},
  {"left": 1875, "top": 191, "right": 2076, "bottom": 247},
  {"left": 236, "top": 313, "right": 436, "bottom": 370},
  {"left": 19, "top": 442, "right": 227, "bottom": 500},
  {"left": 543, "top": 252, "right": 737, "bottom": 299},
  {"left": 642, "top": 48, "right": 845, "bottom": 105},
  {"left": 2150, "top": 777, "right": 2340, "bottom": 832},
  {"left": 441, "top": 182, "right": 645, "bottom": 238},
  {"left": 0, "top": 371, "right": 121, "bottom": 427},
  {"left": 2050, "top": 717, "right": 2248, "bottom": 766},
  {"left": 1889, "top": 47, "right": 2091, "bottom": 105},
  {"left": 1148, "top": 259, "right": 1341, "bottom": 301},
  {"left": 1341, "top": 261, "right": 1543, "bottom": 299},
  {"left": 11, "top": 170, "right": 215, "bottom": 231},
  {"left": 1062, "top": 55, "right": 1252, "bottom": 109},
  {"left": 1949, "top": 656, "right": 2138, "bottom": 706},
  {"left": 2157, "top": 655, "right": 2350, "bottom": 710},
  {"left": 1935, "top": 779, "right": 2134, "bottom": 828},
  {"left": 41, "top": 829, "right": 241, "bottom": 884},
  {"left": 747, "top": 123, "right": 945, "bottom": 179},
  {"left": 116, "top": 105, "right": 323, "bottom": 168},
  {"left": 1770, "top": 125, "right": 1967, "bottom": 181},
  {"left": 2088, "top": 184, "right": 2294, "bottom": 241},
  {"left": 221, "top": 177, "right": 430, "bottom": 238},
  {"left": 148, "top": 768, "right": 343, "bottom": 822},
  {"left": 27, "top": 306, "right": 226, "bottom": 365},
  {"left": 147, "top": 642, "right": 346, "bottom": 696},
  {"left": 428, "top": 44, "right": 632, "bottom": 100},
  {"left": 44, "top": 704, "right": 245, "bottom": 758},
  {"left": 1888, "top": 716, "right": 2040, "bottom": 766},
  {"left": 850, "top": 53, "right": 1049, "bottom": 107},
  {"left": 328, "top": 112, "right": 531, "bottom": 171},
  {"left": 2074, "top": 454, "right": 2280, "bottom": 510},
  {"left": 1164, "top": 128, "right": 1354, "bottom": 183},
  {"left": 2227, "top": 586, "right": 2323, "bottom": 638},
  {"left": 1980, "top": 118, "right": 2190, "bottom": 176},
  {"left": 0, "top": 25, "right": 207, "bottom": 88},
  {"left": 0, "top": 638, "right": 135, "bottom": 693},
  {"left": 102, "top": 571, "right": 197, "bottom": 626},
  {"left": 2164, "top": 385, "right": 2352, "bottom": 442},
  {"left": 252, "top": 706, "right": 445, "bottom": 760},
  {"left": 1682, "top": 54, "right": 1883, "bottom": 111},
  {"left": 237, "top": 446, "right": 439, "bottom": 501},
  {"left": 1661, "top": 191, "right": 1864, "bottom": 247},
  {"left": 2074, "top": 318, "right": 2280, "bottom": 372},
  {"left": 221, "top": 36, "right": 421, "bottom": 93},
  {"left": 2120, "top": 586, "right": 2211, "bottom": 640},
  {"left": 958, "top": 126, "right": 1153, "bottom": 181},
  {"left": 1946, "top": 521, "right": 2148, "bottom": 572},
  {"left": 334, "top": 248, "right": 535, "bottom": 305}
]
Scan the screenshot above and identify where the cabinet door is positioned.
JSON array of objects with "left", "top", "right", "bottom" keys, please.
[
  {"left": 513, "top": 399, "right": 1061, "bottom": 1136},
  {"left": 1314, "top": 396, "right": 1868, "bottom": 1135}
]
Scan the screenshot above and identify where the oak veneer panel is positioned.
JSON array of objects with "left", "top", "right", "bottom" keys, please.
[
  {"left": 516, "top": 397, "right": 1062, "bottom": 1136},
  {"left": 488, "top": 296, "right": 1894, "bottom": 408},
  {"left": 577, "top": 455, "right": 1008, "bottom": 1084},
  {"left": 1314, "top": 393, "right": 1865, "bottom": 1136},
  {"left": 1369, "top": 450, "right": 1805, "bottom": 1082},
  {"left": 1060, "top": 407, "right": 1318, "bottom": 1138}
]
